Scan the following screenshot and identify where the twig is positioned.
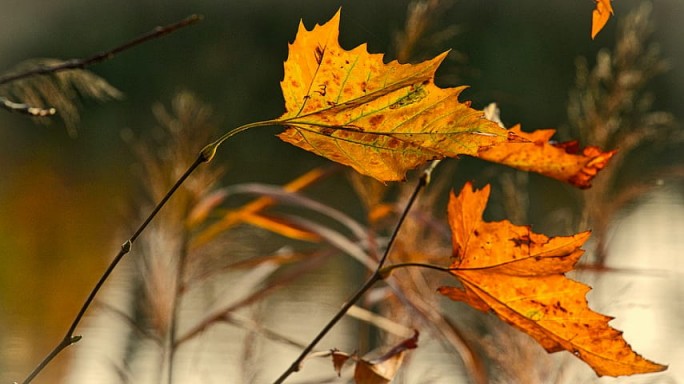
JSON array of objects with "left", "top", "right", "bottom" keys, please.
[
  {"left": 167, "top": 230, "right": 191, "bottom": 384},
  {"left": 0, "top": 14, "right": 202, "bottom": 86},
  {"left": 0, "top": 96, "right": 56, "bottom": 116},
  {"left": 175, "top": 249, "right": 331, "bottom": 348},
  {"left": 20, "top": 153, "right": 209, "bottom": 384},
  {"left": 272, "top": 161, "right": 439, "bottom": 384},
  {"left": 225, "top": 313, "right": 310, "bottom": 351},
  {"left": 346, "top": 305, "right": 414, "bottom": 338},
  {"left": 97, "top": 302, "right": 163, "bottom": 344}
]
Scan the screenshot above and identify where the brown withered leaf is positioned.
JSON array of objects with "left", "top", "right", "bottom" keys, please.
[
  {"left": 353, "top": 331, "right": 419, "bottom": 384},
  {"left": 330, "top": 349, "right": 353, "bottom": 377}
]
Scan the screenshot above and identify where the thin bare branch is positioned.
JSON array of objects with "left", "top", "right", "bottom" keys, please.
[{"left": 0, "top": 15, "right": 203, "bottom": 86}]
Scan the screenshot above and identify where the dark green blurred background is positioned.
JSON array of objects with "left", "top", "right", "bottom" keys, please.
[{"left": 1, "top": 0, "right": 682, "bottom": 382}]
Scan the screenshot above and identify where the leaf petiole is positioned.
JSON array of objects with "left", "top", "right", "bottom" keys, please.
[
  {"left": 379, "top": 262, "right": 454, "bottom": 278},
  {"left": 201, "top": 119, "right": 281, "bottom": 162}
]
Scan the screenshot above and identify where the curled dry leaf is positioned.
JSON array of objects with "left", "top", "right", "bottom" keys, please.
[
  {"left": 331, "top": 349, "right": 353, "bottom": 377},
  {"left": 353, "top": 331, "right": 419, "bottom": 384},
  {"left": 277, "top": 10, "right": 518, "bottom": 182},
  {"left": 476, "top": 125, "right": 616, "bottom": 189},
  {"left": 438, "top": 183, "right": 667, "bottom": 377}
]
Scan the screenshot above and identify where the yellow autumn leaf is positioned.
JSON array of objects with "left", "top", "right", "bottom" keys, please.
[{"left": 277, "top": 9, "right": 519, "bottom": 182}]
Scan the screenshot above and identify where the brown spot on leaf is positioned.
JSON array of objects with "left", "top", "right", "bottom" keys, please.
[
  {"left": 320, "top": 127, "right": 335, "bottom": 136},
  {"left": 369, "top": 114, "right": 385, "bottom": 126},
  {"left": 314, "top": 45, "right": 325, "bottom": 64},
  {"left": 386, "top": 138, "right": 401, "bottom": 149},
  {"left": 511, "top": 234, "right": 532, "bottom": 247}
]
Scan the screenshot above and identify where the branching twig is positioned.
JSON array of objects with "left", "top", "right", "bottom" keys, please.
[
  {"left": 272, "top": 161, "right": 439, "bottom": 384},
  {"left": 0, "top": 15, "right": 203, "bottom": 86}
]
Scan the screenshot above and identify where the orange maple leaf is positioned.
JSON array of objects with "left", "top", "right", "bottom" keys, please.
[
  {"left": 476, "top": 125, "right": 616, "bottom": 189},
  {"left": 438, "top": 182, "right": 667, "bottom": 377},
  {"left": 277, "top": 10, "right": 519, "bottom": 182},
  {"left": 592, "top": 0, "right": 614, "bottom": 39}
]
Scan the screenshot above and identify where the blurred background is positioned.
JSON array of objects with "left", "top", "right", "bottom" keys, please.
[{"left": 0, "top": 0, "right": 682, "bottom": 383}]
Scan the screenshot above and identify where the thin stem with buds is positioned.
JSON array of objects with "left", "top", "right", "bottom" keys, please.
[
  {"left": 21, "top": 153, "right": 208, "bottom": 384},
  {"left": 19, "top": 118, "right": 281, "bottom": 383}
]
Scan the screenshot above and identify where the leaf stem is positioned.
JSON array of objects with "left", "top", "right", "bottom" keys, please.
[
  {"left": 379, "top": 261, "right": 453, "bottom": 276},
  {"left": 200, "top": 119, "right": 281, "bottom": 162},
  {"left": 272, "top": 161, "right": 439, "bottom": 384}
]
